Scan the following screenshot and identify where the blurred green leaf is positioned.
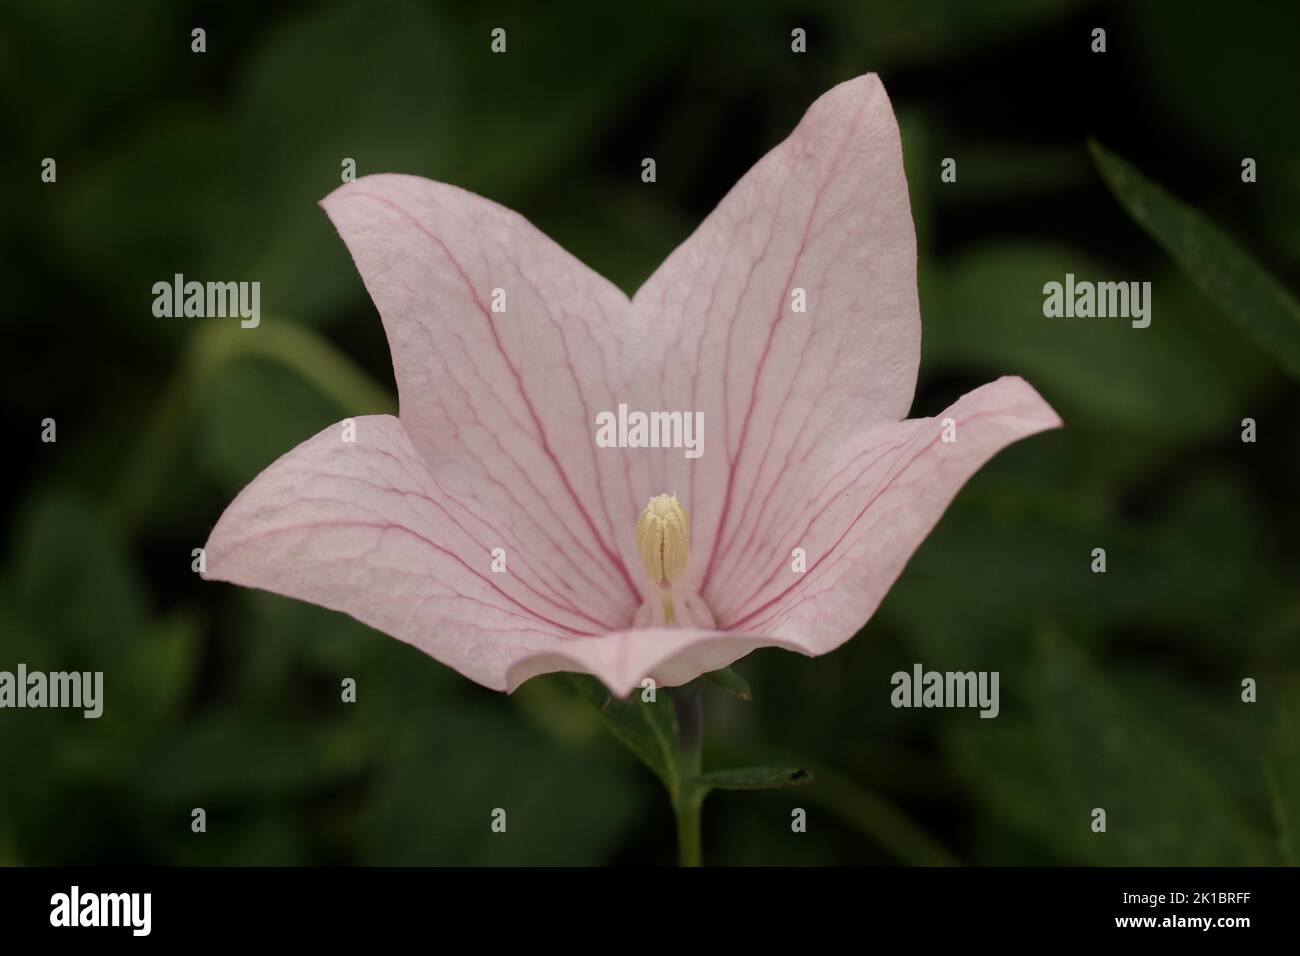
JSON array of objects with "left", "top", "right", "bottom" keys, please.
[
  {"left": 698, "top": 766, "right": 811, "bottom": 791},
  {"left": 1090, "top": 140, "right": 1300, "bottom": 381},
  {"left": 704, "top": 666, "right": 753, "bottom": 701},
  {"left": 568, "top": 674, "right": 679, "bottom": 792}
]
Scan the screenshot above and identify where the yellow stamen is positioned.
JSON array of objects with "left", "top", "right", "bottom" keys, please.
[{"left": 635, "top": 493, "right": 689, "bottom": 588}]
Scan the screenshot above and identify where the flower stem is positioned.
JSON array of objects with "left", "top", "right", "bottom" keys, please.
[
  {"left": 670, "top": 685, "right": 704, "bottom": 866},
  {"left": 674, "top": 787, "right": 703, "bottom": 867}
]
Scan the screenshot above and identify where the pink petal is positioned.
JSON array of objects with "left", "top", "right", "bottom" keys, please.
[
  {"left": 203, "top": 415, "right": 632, "bottom": 691},
  {"left": 716, "top": 376, "right": 1062, "bottom": 649},
  {"left": 320, "top": 175, "right": 646, "bottom": 619},
  {"left": 525, "top": 379, "right": 1060, "bottom": 690},
  {"left": 201, "top": 414, "right": 782, "bottom": 695},
  {"left": 504, "top": 627, "right": 807, "bottom": 697},
  {"left": 627, "top": 74, "right": 921, "bottom": 600}
]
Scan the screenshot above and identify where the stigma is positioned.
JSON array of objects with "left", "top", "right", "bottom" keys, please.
[{"left": 633, "top": 493, "right": 715, "bottom": 629}]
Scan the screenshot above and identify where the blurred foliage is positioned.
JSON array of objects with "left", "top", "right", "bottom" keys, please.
[
  {"left": 1091, "top": 142, "right": 1300, "bottom": 382},
  {"left": 1, "top": 0, "right": 1298, "bottom": 865}
]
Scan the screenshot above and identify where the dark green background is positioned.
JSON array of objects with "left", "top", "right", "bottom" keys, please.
[{"left": 2, "top": 0, "right": 1298, "bottom": 865}]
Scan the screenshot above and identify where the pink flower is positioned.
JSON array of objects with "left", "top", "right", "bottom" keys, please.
[{"left": 203, "top": 74, "right": 1060, "bottom": 696}]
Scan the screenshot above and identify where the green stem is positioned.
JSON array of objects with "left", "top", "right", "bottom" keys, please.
[
  {"left": 670, "top": 685, "right": 704, "bottom": 866},
  {"left": 674, "top": 787, "right": 703, "bottom": 867}
]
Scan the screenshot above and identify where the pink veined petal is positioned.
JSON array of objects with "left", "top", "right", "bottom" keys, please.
[
  {"left": 203, "top": 414, "right": 629, "bottom": 691},
  {"left": 506, "top": 378, "right": 1061, "bottom": 691},
  {"left": 715, "top": 376, "right": 1062, "bottom": 648},
  {"left": 627, "top": 73, "right": 921, "bottom": 602},
  {"left": 320, "top": 174, "right": 648, "bottom": 619},
  {"left": 504, "top": 627, "right": 807, "bottom": 698},
  {"left": 199, "top": 413, "right": 791, "bottom": 695}
]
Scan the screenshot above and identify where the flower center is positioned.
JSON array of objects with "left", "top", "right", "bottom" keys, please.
[{"left": 633, "top": 493, "right": 715, "bottom": 629}]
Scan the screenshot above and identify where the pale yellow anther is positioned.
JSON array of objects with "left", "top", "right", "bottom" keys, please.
[{"left": 635, "top": 493, "right": 689, "bottom": 587}]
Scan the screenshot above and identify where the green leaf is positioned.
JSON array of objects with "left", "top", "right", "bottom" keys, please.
[
  {"left": 697, "top": 767, "right": 812, "bottom": 792},
  {"left": 567, "top": 674, "right": 679, "bottom": 792},
  {"left": 1089, "top": 140, "right": 1300, "bottom": 381},
  {"left": 703, "top": 666, "right": 753, "bottom": 701}
]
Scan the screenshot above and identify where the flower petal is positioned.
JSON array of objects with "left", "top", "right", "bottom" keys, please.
[
  {"left": 504, "top": 380, "right": 1059, "bottom": 692},
  {"left": 320, "top": 175, "right": 645, "bottom": 618},
  {"left": 504, "top": 627, "right": 806, "bottom": 698},
  {"left": 201, "top": 413, "right": 782, "bottom": 695},
  {"left": 714, "top": 377, "right": 1061, "bottom": 647},
  {"left": 203, "top": 414, "right": 638, "bottom": 690},
  {"left": 628, "top": 74, "right": 921, "bottom": 598}
]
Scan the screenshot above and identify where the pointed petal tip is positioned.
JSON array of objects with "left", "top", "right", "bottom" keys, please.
[
  {"left": 813, "top": 71, "right": 890, "bottom": 116},
  {"left": 837, "top": 71, "right": 885, "bottom": 96},
  {"left": 319, "top": 176, "right": 364, "bottom": 210},
  {"left": 318, "top": 172, "right": 422, "bottom": 210},
  {"left": 988, "top": 374, "right": 1065, "bottom": 432}
]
